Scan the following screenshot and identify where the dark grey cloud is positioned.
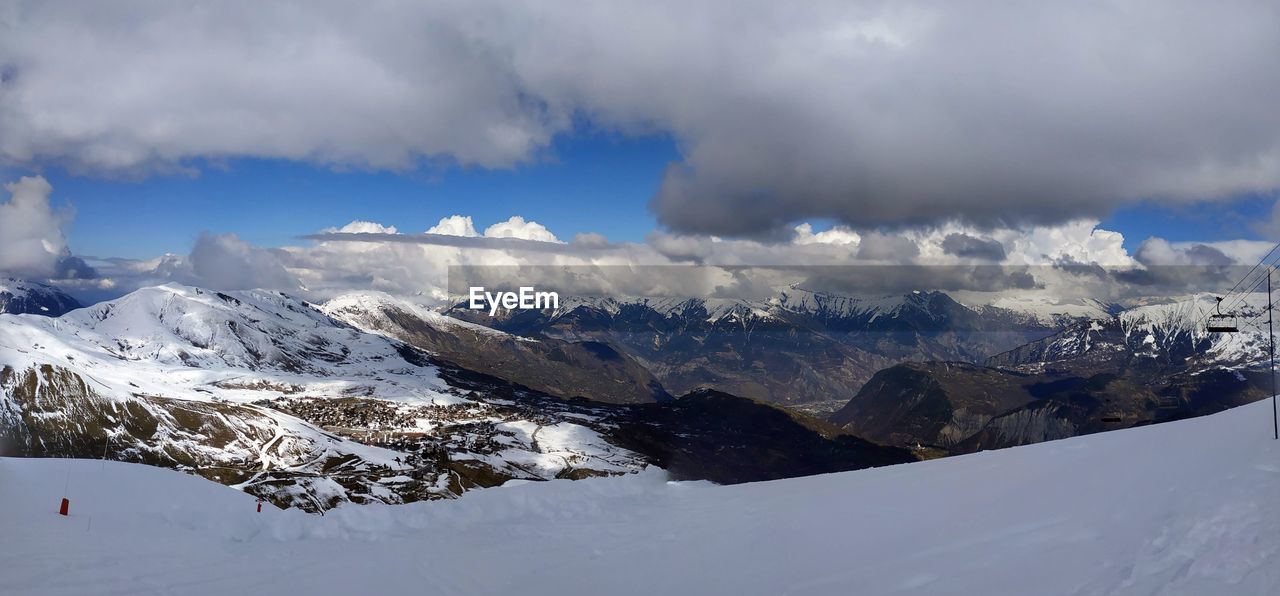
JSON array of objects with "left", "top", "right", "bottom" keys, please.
[
  {"left": 1134, "top": 239, "right": 1236, "bottom": 267},
  {"left": 646, "top": 233, "right": 713, "bottom": 264},
  {"left": 1180, "top": 245, "right": 1234, "bottom": 267},
  {"left": 53, "top": 255, "right": 98, "bottom": 280},
  {"left": 2, "top": 1, "right": 1277, "bottom": 235},
  {"left": 1045, "top": 252, "right": 1248, "bottom": 296},
  {"left": 941, "top": 233, "right": 1005, "bottom": 261}
]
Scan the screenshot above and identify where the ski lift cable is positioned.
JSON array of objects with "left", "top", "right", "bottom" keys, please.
[
  {"left": 1213, "top": 251, "right": 1280, "bottom": 441},
  {"left": 1236, "top": 316, "right": 1272, "bottom": 332},
  {"left": 1221, "top": 261, "right": 1280, "bottom": 315},
  {"left": 1223, "top": 274, "right": 1273, "bottom": 316},
  {"left": 1222, "top": 258, "right": 1278, "bottom": 310},
  {"left": 1219, "top": 239, "right": 1280, "bottom": 301},
  {"left": 1219, "top": 245, "right": 1280, "bottom": 313},
  {"left": 1223, "top": 267, "right": 1270, "bottom": 308},
  {"left": 1218, "top": 276, "right": 1264, "bottom": 320},
  {"left": 1230, "top": 296, "right": 1276, "bottom": 329},
  {"left": 1208, "top": 270, "right": 1275, "bottom": 333},
  {"left": 1213, "top": 245, "right": 1280, "bottom": 316},
  {"left": 1236, "top": 301, "right": 1280, "bottom": 330},
  {"left": 1227, "top": 278, "right": 1280, "bottom": 328}
]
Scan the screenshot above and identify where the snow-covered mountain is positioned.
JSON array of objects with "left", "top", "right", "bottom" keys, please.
[
  {"left": 2, "top": 284, "right": 910, "bottom": 510},
  {"left": 990, "top": 293, "right": 1271, "bottom": 372},
  {"left": 0, "top": 284, "right": 654, "bottom": 510},
  {"left": 5, "top": 398, "right": 1275, "bottom": 595},
  {"left": 0, "top": 278, "right": 82, "bottom": 316}
]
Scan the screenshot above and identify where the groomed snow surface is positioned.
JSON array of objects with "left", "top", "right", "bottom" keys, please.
[{"left": 4, "top": 400, "right": 1279, "bottom": 596}]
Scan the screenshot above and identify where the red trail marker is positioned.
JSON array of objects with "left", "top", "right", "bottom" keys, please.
[{"left": 58, "top": 498, "right": 69, "bottom": 516}]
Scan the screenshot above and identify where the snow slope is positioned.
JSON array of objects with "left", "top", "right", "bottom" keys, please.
[{"left": 4, "top": 399, "right": 1278, "bottom": 595}]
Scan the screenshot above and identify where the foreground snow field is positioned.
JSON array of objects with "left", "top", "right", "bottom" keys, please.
[{"left": 3, "top": 400, "right": 1279, "bottom": 596}]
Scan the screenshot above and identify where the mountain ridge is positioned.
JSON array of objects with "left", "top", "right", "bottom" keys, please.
[{"left": 0, "top": 277, "right": 82, "bottom": 316}]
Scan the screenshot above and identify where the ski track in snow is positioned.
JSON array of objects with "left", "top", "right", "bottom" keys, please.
[{"left": 3, "top": 400, "right": 1280, "bottom": 595}]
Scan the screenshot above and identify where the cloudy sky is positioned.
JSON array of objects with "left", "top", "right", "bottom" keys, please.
[{"left": 1, "top": 0, "right": 1278, "bottom": 305}]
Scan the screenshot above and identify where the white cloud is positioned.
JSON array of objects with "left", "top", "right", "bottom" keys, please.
[
  {"left": 0, "top": 175, "right": 71, "bottom": 277},
  {"left": 483, "top": 216, "right": 561, "bottom": 243},
  {"left": 995, "top": 221, "right": 1135, "bottom": 267},
  {"left": 792, "top": 223, "right": 860, "bottom": 246},
  {"left": 427, "top": 215, "right": 478, "bottom": 237},
  {"left": 328, "top": 221, "right": 398, "bottom": 235}
]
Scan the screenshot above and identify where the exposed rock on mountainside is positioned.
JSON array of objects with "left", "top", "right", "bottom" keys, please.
[{"left": 0, "top": 363, "right": 445, "bottom": 511}]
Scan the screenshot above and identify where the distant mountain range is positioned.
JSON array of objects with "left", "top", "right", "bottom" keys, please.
[
  {"left": 438, "top": 286, "right": 1269, "bottom": 456},
  {"left": 830, "top": 294, "right": 1271, "bottom": 453},
  {"left": 444, "top": 287, "right": 1110, "bottom": 408}
]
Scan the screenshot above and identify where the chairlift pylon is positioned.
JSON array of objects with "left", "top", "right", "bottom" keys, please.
[{"left": 1207, "top": 296, "right": 1238, "bottom": 333}]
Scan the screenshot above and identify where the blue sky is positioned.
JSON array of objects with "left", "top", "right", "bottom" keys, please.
[
  {"left": 8, "top": 132, "right": 1272, "bottom": 261},
  {"left": 1101, "top": 195, "right": 1277, "bottom": 252},
  {"left": 10, "top": 131, "right": 680, "bottom": 260}
]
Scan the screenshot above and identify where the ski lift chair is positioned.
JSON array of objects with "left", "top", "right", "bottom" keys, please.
[{"left": 1207, "top": 297, "right": 1238, "bottom": 333}]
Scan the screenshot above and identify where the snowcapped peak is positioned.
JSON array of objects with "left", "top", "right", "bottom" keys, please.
[
  {"left": 1118, "top": 293, "right": 1266, "bottom": 337},
  {"left": 39, "top": 284, "right": 419, "bottom": 377},
  {"left": 774, "top": 287, "right": 953, "bottom": 321},
  {"left": 322, "top": 290, "right": 414, "bottom": 314},
  {"left": 324, "top": 290, "right": 515, "bottom": 339},
  {"left": 0, "top": 283, "right": 461, "bottom": 410}
]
